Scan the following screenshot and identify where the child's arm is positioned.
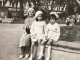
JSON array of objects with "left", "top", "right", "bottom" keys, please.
[
  {"left": 30, "top": 21, "right": 36, "bottom": 38},
  {"left": 54, "top": 24, "right": 60, "bottom": 42},
  {"left": 30, "top": 21, "right": 38, "bottom": 42},
  {"left": 45, "top": 24, "right": 49, "bottom": 40},
  {"left": 23, "top": 18, "right": 29, "bottom": 30},
  {"left": 43, "top": 22, "right": 46, "bottom": 34},
  {"left": 30, "top": 22, "right": 34, "bottom": 35}
]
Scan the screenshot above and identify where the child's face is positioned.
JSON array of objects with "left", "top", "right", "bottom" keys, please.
[
  {"left": 50, "top": 17, "right": 56, "bottom": 24},
  {"left": 37, "top": 14, "right": 42, "bottom": 21},
  {"left": 28, "top": 11, "right": 34, "bottom": 17}
]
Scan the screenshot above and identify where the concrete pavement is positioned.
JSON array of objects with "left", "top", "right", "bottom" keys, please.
[{"left": 0, "top": 24, "right": 80, "bottom": 60}]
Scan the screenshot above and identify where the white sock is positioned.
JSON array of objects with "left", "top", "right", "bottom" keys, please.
[
  {"left": 38, "top": 45, "right": 44, "bottom": 59},
  {"left": 40, "top": 45, "right": 44, "bottom": 55},
  {"left": 46, "top": 46, "right": 51, "bottom": 60}
]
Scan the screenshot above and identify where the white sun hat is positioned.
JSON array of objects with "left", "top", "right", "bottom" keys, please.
[
  {"left": 50, "top": 12, "right": 59, "bottom": 18},
  {"left": 27, "top": 8, "right": 34, "bottom": 12},
  {"left": 35, "top": 11, "right": 43, "bottom": 19}
]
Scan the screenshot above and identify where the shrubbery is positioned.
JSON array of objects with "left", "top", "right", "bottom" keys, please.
[{"left": 60, "top": 25, "right": 80, "bottom": 42}]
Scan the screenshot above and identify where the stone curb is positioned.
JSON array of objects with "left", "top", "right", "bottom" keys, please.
[{"left": 52, "top": 41, "right": 80, "bottom": 52}]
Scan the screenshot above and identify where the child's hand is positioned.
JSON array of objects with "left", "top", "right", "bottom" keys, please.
[
  {"left": 53, "top": 40, "right": 58, "bottom": 43},
  {"left": 32, "top": 39, "right": 37, "bottom": 42},
  {"left": 41, "top": 40, "right": 46, "bottom": 45},
  {"left": 29, "top": 25, "right": 31, "bottom": 29},
  {"left": 38, "top": 39, "right": 42, "bottom": 45},
  {"left": 45, "top": 36, "right": 49, "bottom": 41},
  {"left": 47, "top": 39, "right": 53, "bottom": 46},
  {"left": 32, "top": 34, "right": 37, "bottom": 39}
]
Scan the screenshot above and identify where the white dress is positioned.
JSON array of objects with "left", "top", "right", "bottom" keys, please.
[
  {"left": 45, "top": 23, "right": 60, "bottom": 42},
  {"left": 30, "top": 21, "right": 46, "bottom": 42}
]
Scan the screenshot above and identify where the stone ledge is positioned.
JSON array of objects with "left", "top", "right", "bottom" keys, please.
[{"left": 52, "top": 41, "right": 80, "bottom": 53}]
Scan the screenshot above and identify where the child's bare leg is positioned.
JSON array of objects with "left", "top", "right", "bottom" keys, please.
[
  {"left": 29, "top": 42, "right": 35, "bottom": 60},
  {"left": 19, "top": 47, "right": 25, "bottom": 58}
]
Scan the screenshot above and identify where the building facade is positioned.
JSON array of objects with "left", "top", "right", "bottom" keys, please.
[{"left": 0, "top": 0, "right": 20, "bottom": 18}]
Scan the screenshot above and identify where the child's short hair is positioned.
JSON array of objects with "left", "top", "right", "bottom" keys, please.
[
  {"left": 49, "top": 12, "right": 59, "bottom": 21},
  {"left": 49, "top": 14, "right": 56, "bottom": 20}
]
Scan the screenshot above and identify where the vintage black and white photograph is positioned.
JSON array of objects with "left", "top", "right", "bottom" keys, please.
[{"left": 0, "top": 0, "right": 80, "bottom": 60}]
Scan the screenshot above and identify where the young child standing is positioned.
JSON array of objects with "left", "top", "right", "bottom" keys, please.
[
  {"left": 29, "top": 11, "right": 46, "bottom": 60},
  {"left": 19, "top": 8, "right": 35, "bottom": 59},
  {"left": 45, "top": 12, "right": 60, "bottom": 60}
]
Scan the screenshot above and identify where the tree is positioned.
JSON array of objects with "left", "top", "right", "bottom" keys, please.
[
  {"left": 4, "top": 0, "right": 80, "bottom": 19},
  {"left": 19, "top": 0, "right": 24, "bottom": 19},
  {"left": 76, "top": 0, "right": 80, "bottom": 5},
  {"left": 66, "top": 0, "right": 80, "bottom": 14}
]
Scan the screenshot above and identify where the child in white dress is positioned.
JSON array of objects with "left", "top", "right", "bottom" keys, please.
[
  {"left": 29, "top": 11, "right": 46, "bottom": 60},
  {"left": 45, "top": 12, "right": 60, "bottom": 60}
]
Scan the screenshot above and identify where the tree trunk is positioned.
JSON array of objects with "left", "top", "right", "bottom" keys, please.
[{"left": 20, "top": 0, "right": 23, "bottom": 19}]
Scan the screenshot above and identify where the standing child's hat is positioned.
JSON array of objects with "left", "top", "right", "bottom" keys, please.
[
  {"left": 35, "top": 11, "right": 43, "bottom": 18},
  {"left": 50, "top": 12, "right": 59, "bottom": 18},
  {"left": 27, "top": 8, "right": 35, "bottom": 13}
]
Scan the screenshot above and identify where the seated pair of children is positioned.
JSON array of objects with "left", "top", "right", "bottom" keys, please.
[{"left": 29, "top": 11, "right": 60, "bottom": 60}]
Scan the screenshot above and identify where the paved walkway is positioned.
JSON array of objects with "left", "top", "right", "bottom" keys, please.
[{"left": 0, "top": 24, "right": 80, "bottom": 60}]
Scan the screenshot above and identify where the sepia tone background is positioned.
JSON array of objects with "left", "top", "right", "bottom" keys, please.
[{"left": 0, "top": 0, "right": 80, "bottom": 60}]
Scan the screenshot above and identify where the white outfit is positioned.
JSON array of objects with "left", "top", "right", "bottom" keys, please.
[
  {"left": 45, "top": 23, "right": 60, "bottom": 42},
  {"left": 30, "top": 21, "right": 46, "bottom": 42},
  {"left": 35, "top": 11, "right": 43, "bottom": 18}
]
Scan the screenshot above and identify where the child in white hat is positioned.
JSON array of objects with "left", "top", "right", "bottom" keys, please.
[
  {"left": 19, "top": 8, "right": 35, "bottom": 59},
  {"left": 29, "top": 11, "right": 46, "bottom": 60},
  {"left": 45, "top": 12, "right": 60, "bottom": 60}
]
